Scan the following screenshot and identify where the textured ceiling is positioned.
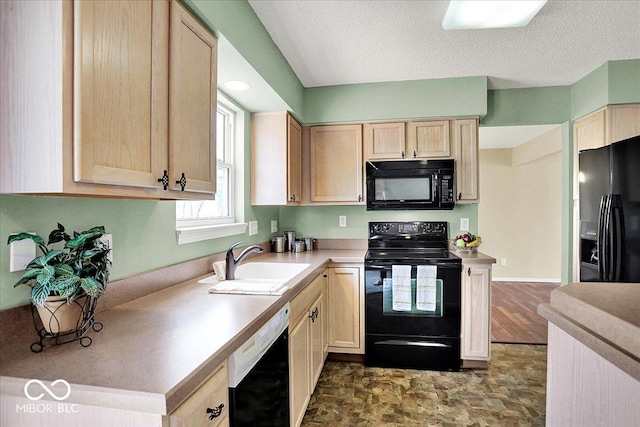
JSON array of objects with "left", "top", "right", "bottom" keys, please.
[{"left": 248, "top": 0, "right": 640, "bottom": 90}]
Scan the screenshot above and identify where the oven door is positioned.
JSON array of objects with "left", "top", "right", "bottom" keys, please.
[{"left": 364, "top": 261, "right": 462, "bottom": 370}]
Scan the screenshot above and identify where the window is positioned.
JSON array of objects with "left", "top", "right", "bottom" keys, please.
[{"left": 176, "top": 96, "right": 246, "bottom": 244}]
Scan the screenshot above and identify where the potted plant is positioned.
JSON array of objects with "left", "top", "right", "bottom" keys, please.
[{"left": 7, "top": 223, "right": 111, "bottom": 334}]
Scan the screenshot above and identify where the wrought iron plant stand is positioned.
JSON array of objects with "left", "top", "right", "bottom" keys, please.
[{"left": 30, "top": 295, "right": 103, "bottom": 353}]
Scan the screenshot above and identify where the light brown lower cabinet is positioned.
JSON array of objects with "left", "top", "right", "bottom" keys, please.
[
  {"left": 327, "top": 266, "right": 364, "bottom": 354},
  {"left": 166, "top": 361, "right": 229, "bottom": 427},
  {"left": 289, "top": 272, "right": 327, "bottom": 427},
  {"left": 460, "top": 262, "right": 492, "bottom": 368}
]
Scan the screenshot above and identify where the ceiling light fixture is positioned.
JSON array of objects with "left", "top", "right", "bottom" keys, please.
[
  {"left": 442, "top": 0, "right": 548, "bottom": 30},
  {"left": 224, "top": 80, "right": 250, "bottom": 91}
]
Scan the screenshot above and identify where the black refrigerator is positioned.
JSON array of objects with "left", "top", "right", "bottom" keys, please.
[{"left": 579, "top": 135, "right": 640, "bottom": 282}]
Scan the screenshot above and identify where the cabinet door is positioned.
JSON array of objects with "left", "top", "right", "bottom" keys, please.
[
  {"left": 73, "top": 0, "right": 168, "bottom": 190},
  {"left": 407, "top": 120, "right": 450, "bottom": 158},
  {"left": 289, "top": 316, "right": 310, "bottom": 427},
  {"left": 364, "top": 122, "right": 406, "bottom": 160},
  {"left": 309, "top": 294, "right": 324, "bottom": 391},
  {"left": 451, "top": 119, "right": 479, "bottom": 203},
  {"left": 322, "top": 272, "right": 329, "bottom": 357},
  {"left": 461, "top": 265, "right": 491, "bottom": 361},
  {"left": 606, "top": 104, "right": 640, "bottom": 145},
  {"left": 327, "top": 267, "right": 361, "bottom": 349},
  {"left": 169, "top": 0, "right": 217, "bottom": 195},
  {"left": 574, "top": 110, "right": 605, "bottom": 152},
  {"left": 309, "top": 125, "right": 363, "bottom": 203},
  {"left": 168, "top": 361, "right": 228, "bottom": 427},
  {"left": 288, "top": 114, "right": 303, "bottom": 203}
]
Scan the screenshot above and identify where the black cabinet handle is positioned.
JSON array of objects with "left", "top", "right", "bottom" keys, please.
[
  {"left": 290, "top": 194, "right": 296, "bottom": 202},
  {"left": 467, "top": 267, "right": 471, "bottom": 276},
  {"left": 206, "top": 403, "right": 224, "bottom": 420},
  {"left": 358, "top": 194, "right": 362, "bottom": 202},
  {"left": 458, "top": 192, "right": 462, "bottom": 200},
  {"left": 157, "top": 170, "right": 169, "bottom": 190},
  {"left": 401, "top": 150, "right": 405, "bottom": 158},
  {"left": 413, "top": 150, "right": 417, "bottom": 158},
  {"left": 176, "top": 173, "right": 187, "bottom": 191}
]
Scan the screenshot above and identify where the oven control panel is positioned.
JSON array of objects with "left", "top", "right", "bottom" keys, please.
[{"left": 369, "top": 221, "right": 448, "bottom": 238}]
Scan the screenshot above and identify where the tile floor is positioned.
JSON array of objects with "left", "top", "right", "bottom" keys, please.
[{"left": 301, "top": 344, "right": 547, "bottom": 427}]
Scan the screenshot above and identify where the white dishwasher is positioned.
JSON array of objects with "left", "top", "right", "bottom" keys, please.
[{"left": 228, "top": 303, "right": 290, "bottom": 426}]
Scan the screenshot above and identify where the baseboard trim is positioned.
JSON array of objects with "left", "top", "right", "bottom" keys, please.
[{"left": 493, "top": 277, "right": 561, "bottom": 283}]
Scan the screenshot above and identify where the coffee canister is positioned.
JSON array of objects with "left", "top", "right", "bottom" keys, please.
[
  {"left": 271, "top": 236, "right": 286, "bottom": 253},
  {"left": 292, "top": 241, "right": 305, "bottom": 253},
  {"left": 284, "top": 231, "right": 296, "bottom": 251},
  {"left": 303, "top": 237, "right": 315, "bottom": 251}
]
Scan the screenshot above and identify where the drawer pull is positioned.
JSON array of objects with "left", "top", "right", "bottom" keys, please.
[{"left": 207, "top": 403, "right": 224, "bottom": 420}]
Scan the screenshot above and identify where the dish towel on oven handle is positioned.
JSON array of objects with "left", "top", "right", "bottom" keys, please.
[
  {"left": 391, "top": 265, "right": 412, "bottom": 311},
  {"left": 416, "top": 265, "right": 437, "bottom": 311}
]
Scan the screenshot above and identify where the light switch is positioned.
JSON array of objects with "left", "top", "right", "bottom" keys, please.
[
  {"left": 249, "top": 220, "right": 258, "bottom": 236},
  {"left": 99, "top": 234, "right": 113, "bottom": 263},
  {"left": 271, "top": 220, "right": 278, "bottom": 233},
  {"left": 339, "top": 216, "right": 347, "bottom": 227},
  {"left": 460, "top": 218, "right": 470, "bottom": 231},
  {"left": 9, "top": 233, "right": 37, "bottom": 272}
]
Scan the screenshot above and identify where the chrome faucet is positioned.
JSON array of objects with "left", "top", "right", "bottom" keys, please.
[{"left": 225, "top": 241, "right": 264, "bottom": 280}]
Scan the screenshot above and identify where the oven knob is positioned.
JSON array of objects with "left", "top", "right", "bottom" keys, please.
[{"left": 372, "top": 224, "right": 380, "bottom": 233}]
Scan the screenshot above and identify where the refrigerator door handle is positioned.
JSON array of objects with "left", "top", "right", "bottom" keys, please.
[
  {"left": 610, "top": 194, "right": 624, "bottom": 282},
  {"left": 597, "top": 195, "right": 610, "bottom": 281}
]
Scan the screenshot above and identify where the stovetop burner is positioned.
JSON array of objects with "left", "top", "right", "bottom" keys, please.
[{"left": 366, "top": 221, "right": 460, "bottom": 265}]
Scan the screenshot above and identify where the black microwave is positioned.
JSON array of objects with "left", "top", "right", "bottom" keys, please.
[{"left": 366, "top": 159, "right": 455, "bottom": 210}]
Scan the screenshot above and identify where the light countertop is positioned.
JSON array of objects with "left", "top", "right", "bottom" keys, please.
[
  {"left": 0, "top": 250, "right": 365, "bottom": 415},
  {"left": 538, "top": 282, "right": 640, "bottom": 381}
]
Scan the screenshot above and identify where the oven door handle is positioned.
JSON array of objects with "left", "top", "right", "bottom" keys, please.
[{"left": 374, "top": 340, "right": 451, "bottom": 349}]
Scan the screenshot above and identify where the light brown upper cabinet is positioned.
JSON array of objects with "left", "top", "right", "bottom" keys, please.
[
  {"left": 0, "top": 0, "right": 217, "bottom": 199},
  {"left": 251, "top": 112, "right": 302, "bottom": 205},
  {"left": 364, "top": 122, "right": 406, "bottom": 160},
  {"left": 574, "top": 104, "right": 640, "bottom": 152},
  {"left": 307, "top": 124, "right": 364, "bottom": 204},
  {"left": 168, "top": 0, "right": 217, "bottom": 196},
  {"left": 451, "top": 118, "right": 479, "bottom": 203},
  {"left": 574, "top": 110, "right": 606, "bottom": 152},
  {"left": 407, "top": 120, "right": 451, "bottom": 158},
  {"left": 364, "top": 120, "right": 451, "bottom": 160}
]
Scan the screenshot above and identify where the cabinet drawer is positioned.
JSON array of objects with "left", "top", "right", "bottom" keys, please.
[
  {"left": 290, "top": 273, "right": 324, "bottom": 326},
  {"left": 169, "top": 362, "right": 228, "bottom": 427}
]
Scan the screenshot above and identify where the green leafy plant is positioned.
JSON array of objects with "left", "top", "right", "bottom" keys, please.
[{"left": 7, "top": 224, "right": 111, "bottom": 307}]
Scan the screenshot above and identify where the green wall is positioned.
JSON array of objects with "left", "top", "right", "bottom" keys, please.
[
  {"left": 482, "top": 86, "right": 571, "bottom": 126},
  {"left": 571, "top": 59, "right": 640, "bottom": 120},
  {"left": 279, "top": 205, "right": 478, "bottom": 239},
  {"left": 186, "top": 0, "right": 305, "bottom": 115},
  {"left": 303, "top": 77, "right": 487, "bottom": 124}
]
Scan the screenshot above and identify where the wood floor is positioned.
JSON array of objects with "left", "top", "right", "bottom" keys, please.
[{"left": 491, "top": 281, "right": 560, "bottom": 344}]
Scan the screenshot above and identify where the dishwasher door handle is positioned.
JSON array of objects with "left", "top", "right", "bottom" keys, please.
[{"left": 374, "top": 339, "right": 451, "bottom": 348}]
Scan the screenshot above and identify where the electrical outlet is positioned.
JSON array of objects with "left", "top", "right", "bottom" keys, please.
[
  {"left": 9, "top": 232, "right": 37, "bottom": 272},
  {"left": 460, "top": 218, "right": 470, "bottom": 231},
  {"left": 249, "top": 220, "right": 258, "bottom": 236},
  {"left": 271, "top": 220, "right": 278, "bottom": 233},
  {"left": 501, "top": 258, "right": 507, "bottom": 266},
  {"left": 99, "top": 234, "right": 113, "bottom": 263},
  {"left": 339, "top": 215, "right": 347, "bottom": 227}
]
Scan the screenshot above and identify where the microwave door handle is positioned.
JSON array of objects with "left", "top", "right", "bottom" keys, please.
[{"left": 433, "top": 173, "right": 438, "bottom": 202}]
